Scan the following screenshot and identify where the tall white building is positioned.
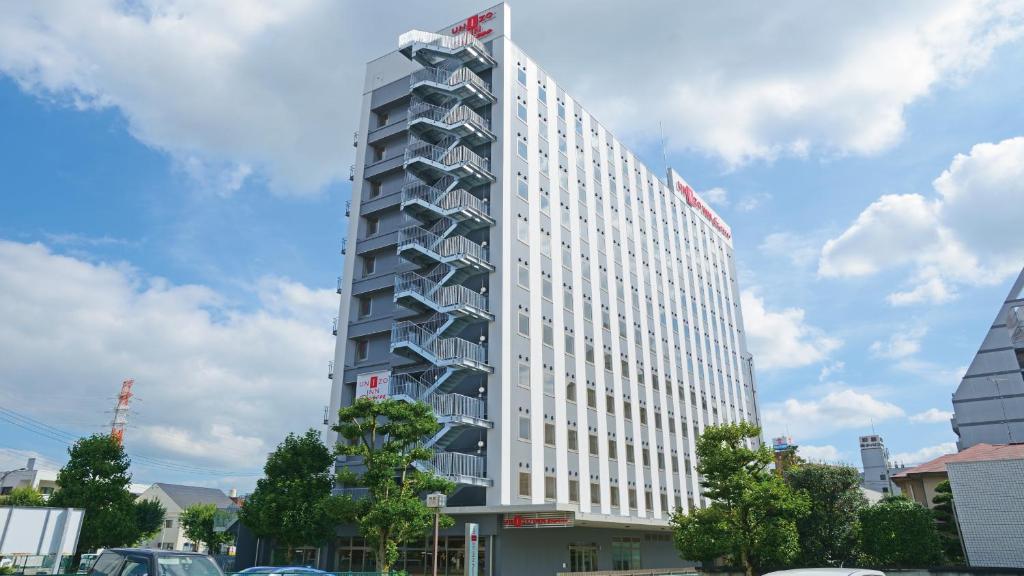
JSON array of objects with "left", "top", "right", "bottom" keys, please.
[{"left": 327, "top": 4, "right": 760, "bottom": 573}]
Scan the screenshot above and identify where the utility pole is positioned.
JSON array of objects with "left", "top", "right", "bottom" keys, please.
[{"left": 427, "top": 492, "right": 446, "bottom": 576}]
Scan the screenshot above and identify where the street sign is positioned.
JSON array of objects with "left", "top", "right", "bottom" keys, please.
[{"left": 465, "top": 523, "right": 479, "bottom": 576}]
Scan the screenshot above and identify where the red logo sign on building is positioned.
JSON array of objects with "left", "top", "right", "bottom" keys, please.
[
  {"left": 503, "top": 513, "right": 573, "bottom": 529},
  {"left": 676, "top": 181, "right": 732, "bottom": 239},
  {"left": 451, "top": 10, "right": 496, "bottom": 39}
]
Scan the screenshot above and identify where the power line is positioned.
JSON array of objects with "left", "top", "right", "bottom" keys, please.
[{"left": 0, "top": 405, "right": 263, "bottom": 477}]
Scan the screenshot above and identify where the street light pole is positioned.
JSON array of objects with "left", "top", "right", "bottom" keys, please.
[{"left": 426, "top": 492, "right": 446, "bottom": 576}]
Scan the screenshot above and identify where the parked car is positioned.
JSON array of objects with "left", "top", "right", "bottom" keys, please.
[
  {"left": 764, "top": 569, "right": 886, "bottom": 576},
  {"left": 87, "top": 549, "right": 224, "bottom": 576},
  {"left": 78, "top": 553, "right": 101, "bottom": 574},
  {"left": 236, "top": 568, "right": 327, "bottom": 575}
]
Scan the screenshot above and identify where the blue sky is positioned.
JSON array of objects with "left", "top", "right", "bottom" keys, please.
[{"left": 1, "top": 1, "right": 1023, "bottom": 488}]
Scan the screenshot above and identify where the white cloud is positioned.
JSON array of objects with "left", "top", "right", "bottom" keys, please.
[
  {"left": 760, "top": 232, "right": 821, "bottom": 267},
  {"left": 741, "top": 289, "right": 841, "bottom": 370},
  {"left": 0, "top": 240, "right": 336, "bottom": 486},
  {"left": 820, "top": 136, "right": 1024, "bottom": 303},
  {"left": 891, "top": 442, "right": 957, "bottom": 466},
  {"left": 0, "top": 448, "right": 61, "bottom": 473},
  {"left": 763, "top": 389, "right": 905, "bottom": 440},
  {"left": 818, "top": 361, "right": 845, "bottom": 382},
  {"left": 701, "top": 187, "right": 729, "bottom": 207},
  {"left": 870, "top": 326, "right": 927, "bottom": 359},
  {"left": 798, "top": 444, "right": 844, "bottom": 463},
  {"left": 910, "top": 408, "right": 954, "bottom": 423},
  {"left": 1, "top": 2, "right": 1022, "bottom": 193},
  {"left": 735, "top": 193, "right": 772, "bottom": 212}
]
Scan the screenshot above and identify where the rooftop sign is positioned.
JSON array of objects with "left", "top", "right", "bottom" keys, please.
[
  {"left": 669, "top": 169, "right": 732, "bottom": 241},
  {"left": 451, "top": 10, "right": 496, "bottom": 39}
]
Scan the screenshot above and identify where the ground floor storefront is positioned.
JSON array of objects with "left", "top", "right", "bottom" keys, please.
[{"left": 323, "top": 512, "right": 691, "bottom": 575}]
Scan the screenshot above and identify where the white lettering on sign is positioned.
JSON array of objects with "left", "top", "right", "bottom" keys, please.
[{"left": 356, "top": 371, "right": 390, "bottom": 401}]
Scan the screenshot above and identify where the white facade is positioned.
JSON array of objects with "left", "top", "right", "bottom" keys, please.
[
  {"left": 947, "top": 457, "right": 1024, "bottom": 568},
  {"left": 0, "top": 458, "right": 58, "bottom": 499},
  {"left": 329, "top": 1, "right": 759, "bottom": 530},
  {"left": 136, "top": 483, "right": 234, "bottom": 553}
]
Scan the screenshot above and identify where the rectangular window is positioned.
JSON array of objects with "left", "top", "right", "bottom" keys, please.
[
  {"left": 608, "top": 439, "right": 617, "bottom": 459},
  {"left": 518, "top": 137, "right": 528, "bottom": 160},
  {"left": 628, "top": 489, "right": 637, "bottom": 509},
  {"left": 545, "top": 476, "right": 556, "bottom": 500},
  {"left": 519, "top": 472, "right": 531, "bottom": 497},
  {"left": 568, "top": 480, "right": 579, "bottom": 503},
  {"left": 606, "top": 394, "right": 615, "bottom": 414},
  {"left": 375, "top": 110, "right": 389, "bottom": 128},
  {"left": 518, "top": 263, "right": 529, "bottom": 288},
  {"left": 517, "top": 100, "right": 528, "bottom": 122},
  {"left": 518, "top": 362, "right": 530, "bottom": 389},
  {"left": 565, "top": 333, "right": 575, "bottom": 355},
  {"left": 590, "top": 483, "right": 600, "bottom": 505},
  {"left": 642, "top": 448, "right": 650, "bottom": 467},
  {"left": 543, "top": 323, "right": 554, "bottom": 347},
  {"left": 518, "top": 175, "right": 529, "bottom": 200},
  {"left": 372, "top": 144, "right": 385, "bottom": 162},
  {"left": 356, "top": 339, "right": 369, "bottom": 361},
  {"left": 517, "top": 217, "right": 529, "bottom": 243},
  {"left": 566, "top": 380, "right": 576, "bottom": 399},
  {"left": 543, "top": 369, "right": 555, "bottom": 396},
  {"left": 369, "top": 180, "right": 382, "bottom": 198},
  {"left": 358, "top": 296, "right": 372, "bottom": 319},
  {"left": 518, "top": 67, "right": 527, "bottom": 85},
  {"left": 519, "top": 416, "right": 530, "bottom": 441},
  {"left": 544, "top": 422, "right": 556, "bottom": 446},
  {"left": 539, "top": 85, "right": 548, "bottom": 103},
  {"left": 587, "top": 388, "right": 597, "bottom": 409},
  {"left": 568, "top": 429, "right": 578, "bottom": 451},
  {"left": 365, "top": 216, "right": 379, "bottom": 237},
  {"left": 645, "top": 490, "right": 654, "bottom": 510},
  {"left": 518, "top": 311, "right": 530, "bottom": 336},
  {"left": 610, "top": 487, "right": 620, "bottom": 507},
  {"left": 363, "top": 255, "right": 376, "bottom": 276},
  {"left": 589, "top": 433, "right": 599, "bottom": 455},
  {"left": 626, "top": 444, "right": 635, "bottom": 464},
  {"left": 542, "top": 276, "right": 553, "bottom": 300},
  {"left": 623, "top": 401, "right": 632, "bottom": 420}
]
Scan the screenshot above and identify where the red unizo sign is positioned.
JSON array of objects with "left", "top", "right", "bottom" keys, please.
[
  {"left": 503, "top": 513, "right": 574, "bottom": 529},
  {"left": 676, "top": 181, "right": 732, "bottom": 239},
  {"left": 451, "top": 10, "right": 496, "bottom": 39}
]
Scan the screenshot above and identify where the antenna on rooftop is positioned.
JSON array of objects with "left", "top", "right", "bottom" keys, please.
[{"left": 659, "top": 121, "right": 669, "bottom": 179}]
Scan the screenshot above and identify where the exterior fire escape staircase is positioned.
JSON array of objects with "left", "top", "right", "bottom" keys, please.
[{"left": 390, "top": 29, "right": 496, "bottom": 488}]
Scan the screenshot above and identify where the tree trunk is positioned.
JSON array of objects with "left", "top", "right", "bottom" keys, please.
[{"left": 741, "top": 546, "right": 754, "bottom": 576}]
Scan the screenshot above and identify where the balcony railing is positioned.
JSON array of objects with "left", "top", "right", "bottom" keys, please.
[
  {"left": 402, "top": 181, "right": 490, "bottom": 217},
  {"left": 431, "top": 393, "right": 486, "bottom": 421},
  {"left": 336, "top": 276, "right": 344, "bottom": 295},
  {"left": 398, "top": 224, "right": 489, "bottom": 263},
  {"left": 391, "top": 321, "right": 487, "bottom": 365},
  {"left": 328, "top": 360, "right": 335, "bottom": 380},
  {"left": 405, "top": 137, "right": 490, "bottom": 174},
  {"left": 1008, "top": 305, "right": 1024, "bottom": 345},
  {"left": 430, "top": 451, "right": 486, "bottom": 480},
  {"left": 331, "top": 317, "right": 339, "bottom": 336},
  {"left": 410, "top": 66, "right": 491, "bottom": 95},
  {"left": 395, "top": 271, "right": 488, "bottom": 312},
  {"left": 408, "top": 100, "right": 491, "bottom": 133},
  {"left": 398, "top": 30, "right": 488, "bottom": 55}
]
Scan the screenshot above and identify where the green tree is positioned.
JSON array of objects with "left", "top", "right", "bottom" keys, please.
[
  {"left": 180, "top": 503, "right": 233, "bottom": 553},
  {"left": 134, "top": 499, "right": 167, "bottom": 543},
  {"left": 931, "top": 480, "right": 963, "bottom": 564},
  {"left": 784, "top": 463, "right": 866, "bottom": 566},
  {"left": 333, "top": 397, "right": 456, "bottom": 573},
  {"left": 0, "top": 486, "right": 46, "bottom": 507},
  {"left": 671, "top": 423, "right": 809, "bottom": 576},
  {"left": 238, "top": 429, "right": 339, "bottom": 563},
  {"left": 858, "top": 496, "right": 943, "bottom": 567},
  {"left": 48, "top": 435, "right": 154, "bottom": 563}
]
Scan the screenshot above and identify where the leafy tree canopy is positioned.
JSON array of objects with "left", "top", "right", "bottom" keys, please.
[
  {"left": 48, "top": 435, "right": 142, "bottom": 556},
  {"left": 784, "top": 463, "right": 866, "bottom": 567},
  {"left": 180, "top": 503, "right": 233, "bottom": 553},
  {"left": 238, "top": 429, "right": 339, "bottom": 562},
  {"left": 0, "top": 486, "right": 46, "bottom": 507},
  {"left": 333, "top": 398, "right": 455, "bottom": 573},
  {"left": 931, "top": 480, "right": 963, "bottom": 565},
  {"left": 134, "top": 498, "right": 167, "bottom": 543},
  {"left": 858, "top": 496, "right": 943, "bottom": 567},
  {"left": 671, "top": 422, "right": 809, "bottom": 576}
]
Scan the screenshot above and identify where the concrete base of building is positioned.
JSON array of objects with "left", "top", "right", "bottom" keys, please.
[{"left": 323, "top": 510, "right": 693, "bottom": 576}]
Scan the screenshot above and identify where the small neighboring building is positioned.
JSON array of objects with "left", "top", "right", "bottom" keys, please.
[
  {"left": 891, "top": 443, "right": 1024, "bottom": 509},
  {"left": 951, "top": 268, "right": 1024, "bottom": 450},
  {"left": 859, "top": 435, "right": 901, "bottom": 495},
  {"left": 0, "top": 458, "right": 58, "bottom": 499},
  {"left": 946, "top": 448, "right": 1024, "bottom": 568},
  {"left": 0, "top": 506, "right": 84, "bottom": 574},
  {"left": 137, "top": 483, "right": 234, "bottom": 552}
]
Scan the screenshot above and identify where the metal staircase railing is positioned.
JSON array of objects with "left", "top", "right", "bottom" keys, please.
[{"left": 392, "top": 27, "right": 496, "bottom": 488}]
